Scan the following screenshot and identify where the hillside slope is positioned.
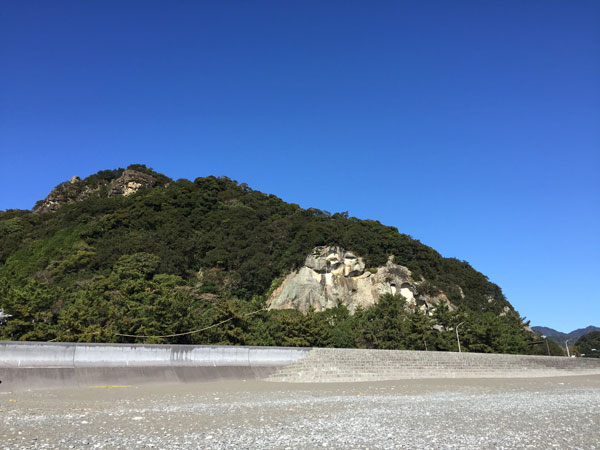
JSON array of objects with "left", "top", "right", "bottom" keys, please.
[{"left": 0, "top": 165, "right": 536, "bottom": 353}]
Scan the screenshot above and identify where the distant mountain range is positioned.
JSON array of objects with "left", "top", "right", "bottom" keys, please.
[{"left": 531, "top": 326, "right": 600, "bottom": 344}]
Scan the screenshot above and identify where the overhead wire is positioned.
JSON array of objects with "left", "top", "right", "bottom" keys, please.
[{"left": 114, "top": 307, "right": 268, "bottom": 339}]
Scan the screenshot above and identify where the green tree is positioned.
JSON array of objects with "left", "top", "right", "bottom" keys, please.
[
  {"left": 354, "top": 294, "right": 411, "bottom": 349},
  {"left": 114, "top": 253, "right": 161, "bottom": 279},
  {"left": 576, "top": 331, "right": 600, "bottom": 358}
]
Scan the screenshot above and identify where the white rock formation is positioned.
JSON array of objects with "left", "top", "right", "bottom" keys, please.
[{"left": 268, "top": 246, "right": 451, "bottom": 314}]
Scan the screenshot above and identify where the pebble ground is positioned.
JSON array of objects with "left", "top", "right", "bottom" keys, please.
[{"left": 1, "top": 376, "right": 598, "bottom": 449}]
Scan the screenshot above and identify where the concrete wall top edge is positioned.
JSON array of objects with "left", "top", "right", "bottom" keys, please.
[
  {"left": 0, "top": 341, "right": 313, "bottom": 351},
  {"left": 248, "top": 346, "right": 310, "bottom": 366}
]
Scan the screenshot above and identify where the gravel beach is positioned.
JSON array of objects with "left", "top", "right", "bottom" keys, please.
[{"left": 1, "top": 375, "right": 599, "bottom": 449}]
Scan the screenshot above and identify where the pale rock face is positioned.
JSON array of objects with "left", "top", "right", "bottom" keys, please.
[
  {"left": 122, "top": 181, "right": 143, "bottom": 196},
  {"left": 268, "top": 246, "right": 449, "bottom": 314},
  {"left": 499, "top": 305, "right": 511, "bottom": 317},
  {"left": 108, "top": 170, "right": 156, "bottom": 197},
  {"left": 304, "top": 246, "right": 365, "bottom": 277}
]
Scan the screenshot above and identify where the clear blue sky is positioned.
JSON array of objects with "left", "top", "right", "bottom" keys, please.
[{"left": 1, "top": 1, "right": 598, "bottom": 332}]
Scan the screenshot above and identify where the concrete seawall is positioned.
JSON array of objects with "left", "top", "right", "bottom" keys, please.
[
  {"left": 2, "top": 342, "right": 600, "bottom": 391},
  {"left": 0, "top": 341, "right": 309, "bottom": 392}
]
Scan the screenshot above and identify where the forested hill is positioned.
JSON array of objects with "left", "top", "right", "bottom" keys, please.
[{"left": 0, "top": 165, "right": 538, "bottom": 354}]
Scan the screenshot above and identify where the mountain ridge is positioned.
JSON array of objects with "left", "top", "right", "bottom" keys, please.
[{"left": 531, "top": 325, "right": 600, "bottom": 344}]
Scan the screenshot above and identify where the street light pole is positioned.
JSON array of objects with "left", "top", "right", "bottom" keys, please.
[
  {"left": 541, "top": 335, "right": 550, "bottom": 356},
  {"left": 565, "top": 339, "right": 571, "bottom": 357},
  {"left": 456, "top": 321, "right": 465, "bottom": 353}
]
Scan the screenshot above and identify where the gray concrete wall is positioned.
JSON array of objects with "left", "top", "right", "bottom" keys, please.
[
  {"left": 2, "top": 342, "right": 600, "bottom": 391},
  {"left": 0, "top": 341, "right": 310, "bottom": 392}
]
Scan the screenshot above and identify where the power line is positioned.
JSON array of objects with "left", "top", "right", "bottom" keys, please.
[{"left": 114, "top": 307, "right": 268, "bottom": 339}]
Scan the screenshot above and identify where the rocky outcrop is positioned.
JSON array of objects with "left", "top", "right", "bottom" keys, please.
[
  {"left": 33, "top": 176, "right": 97, "bottom": 214},
  {"left": 108, "top": 170, "right": 156, "bottom": 197},
  {"left": 268, "top": 246, "right": 453, "bottom": 314},
  {"left": 34, "top": 169, "right": 157, "bottom": 213}
]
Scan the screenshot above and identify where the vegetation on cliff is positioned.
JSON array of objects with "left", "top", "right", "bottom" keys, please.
[{"left": 0, "top": 165, "right": 537, "bottom": 353}]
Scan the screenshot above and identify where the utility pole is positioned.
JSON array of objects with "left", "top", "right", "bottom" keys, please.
[
  {"left": 565, "top": 339, "right": 571, "bottom": 357},
  {"left": 456, "top": 321, "right": 465, "bottom": 353}
]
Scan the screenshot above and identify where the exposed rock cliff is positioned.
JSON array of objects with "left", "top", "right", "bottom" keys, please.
[
  {"left": 108, "top": 170, "right": 156, "bottom": 197},
  {"left": 34, "top": 169, "right": 157, "bottom": 213},
  {"left": 268, "top": 246, "right": 453, "bottom": 314},
  {"left": 33, "top": 175, "right": 96, "bottom": 213}
]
